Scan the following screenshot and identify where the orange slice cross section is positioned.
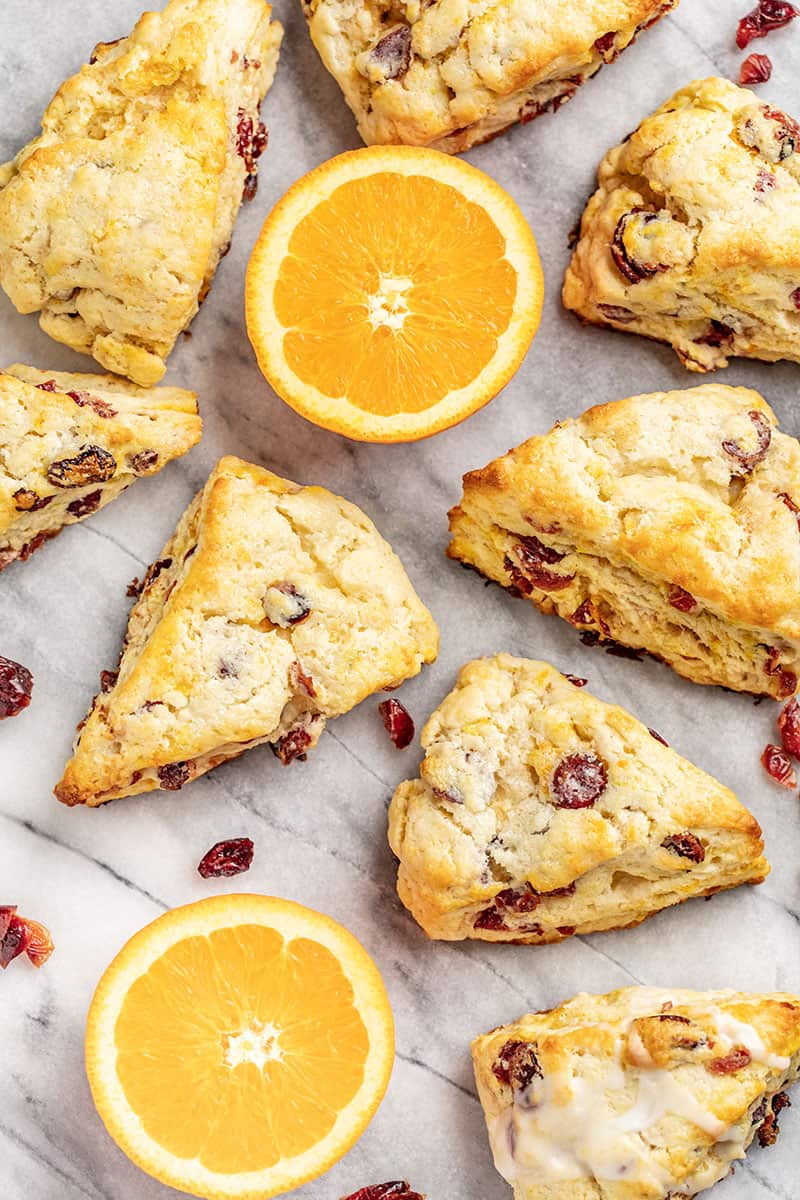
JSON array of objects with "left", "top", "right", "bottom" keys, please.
[
  {"left": 86, "top": 895, "right": 394, "bottom": 1199},
  {"left": 246, "top": 147, "right": 543, "bottom": 442}
]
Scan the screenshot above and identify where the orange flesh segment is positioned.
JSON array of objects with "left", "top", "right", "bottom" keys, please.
[
  {"left": 273, "top": 173, "right": 518, "bottom": 415},
  {"left": 114, "top": 925, "right": 369, "bottom": 1174}
]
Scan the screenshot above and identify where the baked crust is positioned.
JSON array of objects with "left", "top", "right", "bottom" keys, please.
[
  {"left": 563, "top": 77, "right": 800, "bottom": 370},
  {"left": 472, "top": 986, "right": 800, "bottom": 1199},
  {"left": 0, "top": 363, "right": 200, "bottom": 570},
  {"left": 0, "top": 0, "right": 283, "bottom": 385},
  {"left": 301, "top": 0, "right": 676, "bottom": 153},
  {"left": 55, "top": 455, "right": 439, "bottom": 806},
  {"left": 388, "top": 655, "right": 767, "bottom": 942},
  {"left": 447, "top": 384, "right": 800, "bottom": 697}
]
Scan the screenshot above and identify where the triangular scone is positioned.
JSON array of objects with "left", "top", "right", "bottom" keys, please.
[
  {"left": 563, "top": 77, "right": 800, "bottom": 371},
  {"left": 0, "top": 364, "right": 201, "bottom": 571},
  {"left": 302, "top": 0, "right": 676, "bottom": 154},
  {"left": 448, "top": 384, "right": 800, "bottom": 698},
  {"left": 472, "top": 986, "right": 800, "bottom": 1200},
  {"left": 0, "top": 0, "right": 282, "bottom": 386},
  {"left": 55, "top": 456, "right": 439, "bottom": 806},
  {"left": 389, "top": 656, "right": 767, "bottom": 942}
]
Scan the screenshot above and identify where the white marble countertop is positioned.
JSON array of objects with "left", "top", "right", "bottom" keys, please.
[{"left": 2, "top": 2, "right": 800, "bottom": 1198}]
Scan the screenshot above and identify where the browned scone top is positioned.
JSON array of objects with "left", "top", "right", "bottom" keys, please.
[
  {"left": 472, "top": 986, "right": 800, "bottom": 1199},
  {"left": 55, "top": 455, "right": 439, "bottom": 807},
  {"left": 448, "top": 384, "right": 800, "bottom": 697}
]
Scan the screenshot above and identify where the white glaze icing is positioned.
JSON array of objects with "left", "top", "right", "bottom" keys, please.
[{"left": 711, "top": 1009, "right": 790, "bottom": 1070}]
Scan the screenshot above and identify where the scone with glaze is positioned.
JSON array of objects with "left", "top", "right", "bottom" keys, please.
[
  {"left": 389, "top": 656, "right": 767, "bottom": 943},
  {"left": 0, "top": 364, "right": 201, "bottom": 571},
  {"left": 448, "top": 384, "right": 800, "bottom": 698},
  {"left": 473, "top": 986, "right": 800, "bottom": 1199},
  {"left": 55, "top": 455, "right": 439, "bottom": 806},
  {"left": 301, "top": 0, "right": 677, "bottom": 154},
  {"left": 563, "top": 77, "right": 800, "bottom": 371},
  {"left": 0, "top": 0, "right": 282, "bottom": 385}
]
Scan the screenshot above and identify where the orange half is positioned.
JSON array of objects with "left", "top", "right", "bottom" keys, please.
[
  {"left": 246, "top": 147, "right": 543, "bottom": 442},
  {"left": 85, "top": 895, "right": 394, "bottom": 1199}
]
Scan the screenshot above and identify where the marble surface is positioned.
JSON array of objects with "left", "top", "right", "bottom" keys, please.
[{"left": 2, "top": 1, "right": 800, "bottom": 1198}]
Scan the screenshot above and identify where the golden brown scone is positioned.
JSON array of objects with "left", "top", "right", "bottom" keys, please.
[
  {"left": 563, "top": 77, "right": 800, "bottom": 370},
  {"left": 0, "top": 0, "right": 282, "bottom": 385},
  {"left": 448, "top": 384, "right": 800, "bottom": 698},
  {"left": 301, "top": 0, "right": 676, "bottom": 153},
  {"left": 472, "top": 986, "right": 800, "bottom": 1199},
  {"left": 55, "top": 455, "right": 439, "bottom": 807},
  {"left": 389, "top": 656, "right": 767, "bottom": 942},
  {"left": 0, "top": 364, "right": 200, "bottom": 571}
]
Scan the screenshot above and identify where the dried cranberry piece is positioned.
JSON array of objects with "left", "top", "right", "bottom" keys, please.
[
  {"left": 736, "top": 0, "right": 797, "bottom": 48},
  {"left": 791, "top": 287, "right": 800, "bottom": 310},
  {"left": 235, "top": 108, "right": 268, "bottom": 173},
  {"left": 243, "top": 173, "right": 258, "bottom": 202},
  {"left": 100, "top": 669, "right": 119, "bottom": 693},
  {"left": 649, "top": 728, "right": 669, "bottom": 746},
  {"left": 597, "top": 303, "right": 637, "bottom": 323},
  {"left": 290, "top": 661, "right": 317, "bottom": 698},
  {"left": 757, "top": 1091, "right": 791, "bottom": 1146},
  {"left": 378, "top": 699, "right": 414, "bottom": 749},
  {"left": 765, "top": 649, "right": 797, "bottom": 698},
  {"left": 741, "top": 52, "right": 773, "bottom": 83},
  {"left": 34, "top": 379, "right": 58, "bottom": 391},
  {"left": 473, "top": 907, "right": 510, "bottom": 932},
  {"left": 492, "top": 1041, "right": 542, "bottom": 1090},
  {"left": 67, "top": 390, "right": 117, "bottom": 417},
  {"left": 0, "top": 915, "right": 31, "bottom": 968},
  {"left": 551, "top": 752, "right": 607, "bottom": 808},
  {"left": 594, "top": 30, "right": 617, "bottom": 59},
  {"left": 369, "top": 25, "right": 412, "bottom": 79},
  {"left": 0, "top": 655, "right": 33, "bottom": 719},
  {"left": 129, "top": 449, "right": 159, "bottom": 474},
  {"left": 507, "top": 536, "right": 574, "bottom": 592},
  {"left": 611, "top": 210, "right": 670, "bottom": 283},
  {"left": 779, "top": 491, "right": 800, "bottom": 531},
  {"left": 761, "top": 743, "right": 797, "bottom": 787},
  {"left": 755, "top": 167, "right": 776, "bottom": 193},
  {"left": 157, "top": 760, "right": 194, "bottom": 790},
  {"left": 24, "top": 919, "right": 55, "bottom": 967},
  {"left": 342, "top": 1185, "right": 423, "bottom": 1200},
  {"left": 545, "top": 882, "right": 577, "bottom": 898},
  {"left": 722, "top": 410, "right": 772, "bottom": 472},
  {"left": 662, "top": 833, "right": 706, "bottom": 862},
  {"left": 197, "top": 837, "right": 254, "bottom": 878},
  {"left": 67, "top": 489, "right": 103, "bottom": 518},
  {"left": 0, "top": 906, "right": 16, "bottom": 941},
  {"left": 495, "top": 884, "right": 540, "bottom": 913},
  {"left": 565, "top": 674, "right": 587, "bottom": 687},
  {"left": 668, "top": 585, "right": 698, "bottom": 612},
  {"left": 695, "top": 320, "right": 735, "bottom": 347},
  {"left": 263, "top": 582, "right": 311, "bottom": 626},
  {"left": 47, "top": 445, "right": 116, "bottom": 488},
  {"left": 778, "top": 697, "right": 800, "bottom": 756},
  {"left": 138, "top": 557, "right": 173, "bottom": 593},
  {"left": 707, "top": 1047, "right": 752, "bottom": 1074},
  {"left": 12, "top": 488, "right": 52, "bottom": 513},
  {"left": 272, "top": 726, "right": 312, "bottom": 765}
]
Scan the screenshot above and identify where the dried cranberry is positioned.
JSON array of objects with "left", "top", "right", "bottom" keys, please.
[
  {"left": 791, "top": 287, "right": 800, "bottom": 310},
  {"left": 0, "top": 911, "right": 53, "bottom": 969},
  {"left": 597, "top": 303, "right": 637, "bottom": 323},
  {"left": 378, "top": 699, "right": 414, "bottom": 749},
  {"left": 755, "top": 167, "right": 776, "bottom": 193},
  {"left": 761, "top": 744, "right": 797, "bottom": 787},
  {"left": 662, "top": 833, "right": 706, "bottom": 862},
  {"left": 507, "top": 535, "right": 574, "bottom": 592},
  {"left": 495, "top": 884, "right": 540, "bottom": 913},
  {"left": 492, "top": 1041, "right": 542, "bottom": 1090},
  {"left": 707, "top": 1047, "right": 752, "bottom": 1074},
  {"left": 129, "top": 449, "right": 159, "bottom": 474},
  {"left": 100, "top": 669, "right": 119, "bottom": 693},
  {"left": 197, "top": 837, "right": 254, "bottom": 878},
  {"left": 0, "top": 906, "right": 15, "bottom": 940},
  {"left": 594, "top": 30, "right": 617, "bottom": 59},
  {"left": 565, "top": 674, "right": 587, "bottom": 687},
  {"left": 369, "top": 25, "right": 412, "bottom": 78},
  {"left": 341, "top": 1185, "right": 423, "bottom": 1200},
  {"left": 736, "top": 0, "right": 797, "bottom": 48},
  {"left": 47, "top": 445, "right": 116, "bottom": 488},
  {"left": 741, "top": 52, "right": 774, "bottom": 84},
  {"left": 473, "top": 907, "right": 510, "bottom": 932},
  {"left": 243, "top": 173, "right": 258, "bottom": 202},
  {"left": 67, "top": 390, "right": 117, "bottom": 418},
  {"left": 157, "top": 761, "right": 194, "bottom": 790},
  {"left": 272, "top": 726, "right": 312, "bottom": 765},
  {"left": 779, "top": 491, "right": 800, "bottom": 531},
  {"left": 235, "top": 108, "right": 268, "bottom": 173},
  {"left": 289, "top": 661, "right": 317, "bottom": 699},
  {"left": 67, "top": 489, "right": 102, "bottom": 518},
  {"left": 24, "top": 919, "right": 55, "bottom": 967},
  {"left": 694, "top": 320, "right": 735, "bottom": 347},
  {"left": 757, "top": 1091, "right": 791, "bottom": 1146},
  {"left": 12, "top": 488, "right": 52, "bottom": 512},
  {"left": 0, "top": 915, "right": 31, "bottom": 968},
  {"left": 141, "top": 557, "right": 173, "bottom": 591},
  {"left": 263, "top": 582, "right": 311, "bottom": 626},
  {"left": 0, "top": 655, "right": 33, "bottom": 719},
  {"left": 551, "top": 752, "right": 607, "bottom": 808},
  {"left": 668, "top": 585, "right": 698, "bottom": 612},
  {"left": 722, "top": 410, "right": 772, "bottom": 472},
  {"left": 778, "top": 697, "right": 800, "bottom": 756},
  {"left": 611, "top": 210, "right": 671, "bottom": 283},
  {"left": 34, "top": 379, "right": 58, "bottom": 391},
  {"left": 765, "top": 649, "right": 797, "bottom": 698},
  {"left": 649, "top": 728, "right": 669, "bottom": 746}
]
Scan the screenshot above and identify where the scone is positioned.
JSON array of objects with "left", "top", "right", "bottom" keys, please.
[
  {"left": 0, "top": 0, "right": 283, "bottom": 386},
  {"left": 563, "top": 77, "right": 800, "bottom": 371},
  {"left": 388, "top": 656, "right": 767, "bottom": 943},
  {"left": 448, "top": 384, "right": 800, "bottom": 698},
  {"left": 472, "top": 986, "right": 800, "bottom": 1200},
  {"left": 55, "top": 456, "right": 439, "bottom": 806},
  {"left": 0, "top": 364, "right": 201, "bottom": 571},
  {"left": 301, "top": 0, "right": 677, "bottom": 154}
]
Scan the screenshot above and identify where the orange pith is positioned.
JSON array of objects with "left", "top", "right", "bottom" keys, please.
[
  {"left": 86, "top": 895, "right": 395, "bottom": 1199},
  {"left": 246, "top": 147, "right": 543, "bottom": 442},
  {"left": 274, "top": 173, "right": 517, "bottom": 415}
]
